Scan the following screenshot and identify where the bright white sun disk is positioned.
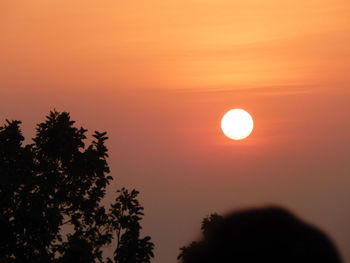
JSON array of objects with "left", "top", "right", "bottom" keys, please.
[{"left": 221, "top": 109, "right": 254, "bottom": 140}]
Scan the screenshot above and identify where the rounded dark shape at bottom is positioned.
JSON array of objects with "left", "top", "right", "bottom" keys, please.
[{"left": 185, "top": 207, "right": 342, "bottom": 263}]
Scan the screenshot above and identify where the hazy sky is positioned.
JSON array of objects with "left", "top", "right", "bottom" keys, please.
[{"left": 1, "top": 1, "right": 350, "bottom": 262}]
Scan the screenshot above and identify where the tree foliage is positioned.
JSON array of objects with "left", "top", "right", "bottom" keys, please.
[
  {"left": 177, "top": 213, "right": 223, "bottom": 262},
  {"left": 0, "top": 111, "right": 154, "bottom": 263}
]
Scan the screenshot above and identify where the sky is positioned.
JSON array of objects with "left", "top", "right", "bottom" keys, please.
[{"left": 1, "top": 0, "right": 350, "bottom": 262}]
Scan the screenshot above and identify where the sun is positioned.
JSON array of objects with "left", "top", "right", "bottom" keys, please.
[{"left": 221, "top": 109, "right": 254, "bottom": 140}]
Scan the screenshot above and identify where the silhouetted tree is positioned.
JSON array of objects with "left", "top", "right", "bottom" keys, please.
[
  {"left": 0, "top": 111, "right": 154, "bottom": 263},
  {"left": 110, "top": 188, "right": 154, "bottom": 263},
  {"left": 178, "top": 214, "right": 223, "bottom": 262}
]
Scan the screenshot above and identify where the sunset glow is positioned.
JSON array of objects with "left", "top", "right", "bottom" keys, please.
[{"left": 1, "top": 1, "right": 350, "bottom": 262}]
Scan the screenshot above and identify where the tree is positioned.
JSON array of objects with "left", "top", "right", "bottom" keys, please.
[
  {"left": 0, "top": 111, "right": 154, "bottom": 263},
  {"left": 109, "top": 188, "right": 154, "bottom": 263},
  {"left": 178, "top": 213, "right": 223, "bottom": 262}
]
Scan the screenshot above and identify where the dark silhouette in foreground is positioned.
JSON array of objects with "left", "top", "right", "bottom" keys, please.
[
  {"left": 179, "top": 207, "right": 342, "bottom": 263},
  {"left": 0, "top": 111, "right": 154, "bottom": 263}
]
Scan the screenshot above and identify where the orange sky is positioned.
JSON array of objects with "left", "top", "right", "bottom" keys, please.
[{"left": 1, "top": 1, "right": 350, "bottom": 262}]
